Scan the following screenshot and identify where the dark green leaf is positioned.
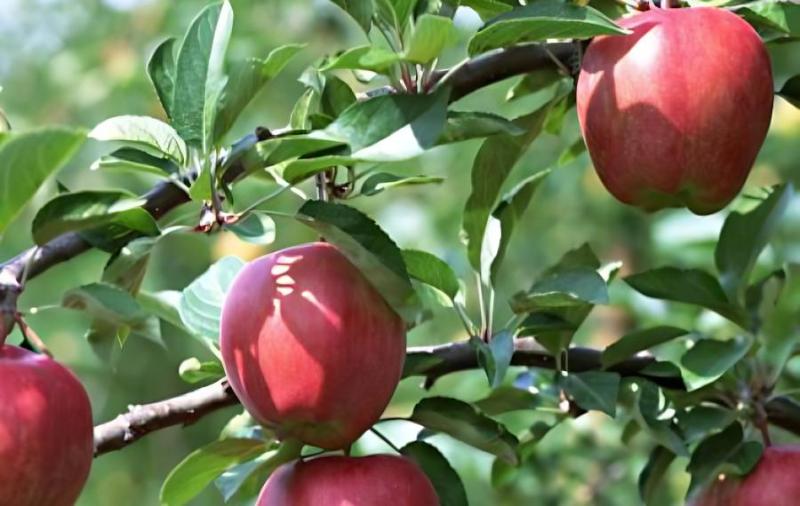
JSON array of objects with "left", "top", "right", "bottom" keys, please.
[
  {"left": 361, "top": 173, "right": 444, "bottom": 196},
  {"left": 461, "top": 0, "right": 514, "bottom": 19},
  {"left": 463, "top": 102, "right": 552, "bottom": 272},
  {"left": 160, "top": 438, "right": 267, "bottom": 506},
  {"left": 320, "top": 76, "right": 357, "bottom": 118},
  {"left": 507, "top": 68, "right": 562, "bottom": 101},
  {"left": 32, "top": 191, "right": 159, "bottom": 246},
  {"left": 172, "top": 1, "right": 233, "bottom": 147},
  {"left": 685, "top": 422, "right": 759, "bottom": 497},
  {"left": 474, "top": 386, "right": 546, "bottom": 415},
  {"left": 625, "top": 267, "right": 749, "bottom": 328},
  {"left": 489, "top": 170, "right": 550, "bottom": 281},
  {"left": 320, "top": 45, "right": 402, "bottom": 74},
  {"left": 602, "top": 326, "right": 689, "bottom": 368},
  {"left": 179, "top": 256, "right": 245, "bottom": 341},
  {"left": 676, "top": 406, "right": 736, "bottom": 444},
  {"left": 401, "top": 441, "right": 468, "bottom": 506},
  {"left": 562, "top": 370, "right": 620, "bottom": 417},
  {"left": 147, "top": 38, "right": 177, "bottom": 118},
  {"left": 330, "top": 0, "right": 375, "bottom": 33},
  {"left": 88, "top": 115, "right": 187, "bottom": 165},
  {"left": 438, "top": 111, "right": 524, "bottom": 144},
  {"left": 468, "top": 0, "right": 628, "bottom": 55},
  {"left": 680, "top": 337, "right": 752, "bottom": 390},
  {"left": 410, "top": 396, "right": 519, "bottom": 464},
  {"left": 639, "top": 446, "right": 675, "bottom": 506},
  {"left": 558, "top": 136, "right": 586, "bottom": 166},
  {"left": 715, "top": 184, "right": 793, "bottom": 300},
  {"left": 297, "top": 201, "right": 417, "bottom": 320},
  {"left": 215, "top": 44, "right": 306, "bottom": 139},
  {"left": 226, "top": 213, "right": 276, "bottom": 245},
  {"left": 402, "top": 249, "right": 460, "bottom": 300},
  {"left": 759, "top": 264, "right": 800, "bottom": 378},
  {"left": 320, "top": 88, "right": 450, "bottom": 161},
  {"left": 734, "top": 0, "right": 800, "bottom": 35},
  {"left": 0, "top": 128, "right": 85, "bottom": 236},
  {"left": 471, "top": 331, "right": 515, "bottom": 388},
  {"left": 93, "top": 148, "right": 179, "bottom": 177},
  {"left": 511, "top": 266, "right": 609, "bottom": 312},
  {"left": 778, "top": 75, "right": 800, "bottom": 108}
]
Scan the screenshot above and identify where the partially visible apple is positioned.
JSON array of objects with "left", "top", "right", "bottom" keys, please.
[
  {"left": 0, "top": 345, "right": 94, "bottom": 506},
  {"left": 690, "top": 446, "right": 800, "bottom": 505},
  {"left": 220, "top": 242, "right": 406, "bottom": 450},
  {"left": 257, "top": 454, "right": 439, "bottom": 506},
  {"left": 576, "top": 7, "right": 773, "bottom": 214}
]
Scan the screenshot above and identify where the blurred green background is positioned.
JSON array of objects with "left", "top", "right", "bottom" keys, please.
[{"left": 1, "top": 0, "right": 799, "bottom": 504}]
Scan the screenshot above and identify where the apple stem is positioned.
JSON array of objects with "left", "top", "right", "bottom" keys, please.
[{"left": 370, "top": 427, "right": 401, "bottom": 454}]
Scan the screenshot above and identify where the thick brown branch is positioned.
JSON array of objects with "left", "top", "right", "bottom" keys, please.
[
  {"left": 93, "top": 339, "right": 680, "bottom": 456},
  {"left": 93, "top": 379, "right": 239, "bottom": 456}
]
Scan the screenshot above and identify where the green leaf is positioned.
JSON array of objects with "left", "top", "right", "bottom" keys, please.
[
  {"left": 715, "top": 184, "right": 793, "bottom": 300},
  {"left": 179, "top": 357, "right": 226, "bottom": 384},
  {"left": 511, "top": 266, "right": 609, "bottom": 312},
  {"left": 137, "top": 290, "right": 185, "bottom": 331},
  {"left": 558, "top": 136, "right": 586, "bottom": 166},
  {"left": 633, "top": 380, "right": 688, "bottom": 457},
  {"left": 320, "top": 45, "right": 402, "bottom": 74},
  {"left": 179, "top": 256, "right": 245, "bottom": 341},
  {"left": 297, "top": 201, "right": 417, "bottom": 320},
  {"left": 62, "top": 282, "right": 150, "bottom": 333},
  {"left": 680, "top": 337, "right": 752, "bottom": 390},
  {"left": 489, "top": 170, "right": 550, "bottom": 281},
  {"left": 468, "top": 0, "right": 628, "bottom": 55},
  {"left": 320, "top": 76, "right": 357, "bottom": 118},
  {"left": 330, "top": 0, "right": 375, "bottom": 33},
  {"left": 409, "top": 396, "right": 519, "bottom": 464},
  {"left": 759, "top": 264, "right": 800, "bottom": 379},
  {"left": 474, "top": 386, "right": 547, "bottom": 415},
  {"left": 471, "top": 331, "right": 515, "bottom": 388},
  {"left": 0, "top": 128, "right": 85, "bottom": 236},
  {"left": 685, "top": 422, "right": 762, "bottom": 498},
  {"left": 289, "top": 88, "right": 318, "bottom": 131},
  {"left": 734, "top": 0, "right": 800, "bottom": 35},
  {"left": 463, "top": 102, "right": 552, "bottom": 272},
  {"left": 147, "top": 38, "right": 177, "bottom": 118},
  {"left": 625, "top": 267, "right": 749, "bottom": 328},
  {"left": 361, "top": 173, "right": 444, "bottom": 196},
  {"left": 401, "top": 441, "right": 468, "bottom": 506},
  {"left": 89, "top": 115, "right": 188, "bottom": 165},
  {"left": 318, "top": 87, "right": 450, "bottom": 161},
  {"left": 172, "top": 1, "right": 233, "bottom": 148},
  {"left": 601, "top": 326, "right": 689, "bottom": 368},
  {"left": 676, "top": 406, "right": 736, "bottom": 444},
  {"left": 507, "top": 68, "right": 562, "bottom": 101},
  {"left": 438, "top": 111, "right": 524, "bottom": 144},
  {"left": 402, "top": 249, "right": 460, "bottom": 300},
  {"left": 639, "top": 446, "right": 675, "bottom": 506},
  {"left": 92, "top": 148, "right": 179, "bottom": 177},
  {"left": 562, "top": 370, "right": 620, "bottom": 417},
  {"left": 31, "top": 191, "right": 159, "bottom": 246},
  {"left": 225, "top": 213, "right": 276, "bottom": 245},
  {"left": 214, "top": 44, "right": 306, "bottom": 139},
  {"left": 405, "top": 14, "right": 457, "bottom": 63},
  {"left": 160, "top": 438, "right": 267, "bottom": 506},
  {"left": 461, "top": 0, "right": 515, "bottom": 19},
  {"left": 393, "top": 0, "right": 420, "bottom": 29},
  {"left": 778, "top": 75, "right": 800, "bottom": 108}
]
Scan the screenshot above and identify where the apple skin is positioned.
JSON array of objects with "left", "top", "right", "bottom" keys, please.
[
  {"left": 576, "top": 7, "right": 773, "bottom": 215},
  {"left": 256, "top": 455, "right": 439, "bottom": 506},
  {"left": 220, "top": 242, "right": 406, "bottom": 450},
  {"left": 0, "top": 345, "right": 94, "bottom": 506},
  {"left": 691, "top": 446, "right": 800, "bottom": 506}
]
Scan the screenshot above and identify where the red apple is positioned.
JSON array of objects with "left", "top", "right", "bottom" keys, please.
[
  {"left": 576, "top": 7, "right": 773, "bottom": 215},
  {"left": 220, "top": 242, "right": 406, "bottom": 450},
  {"left": 690, "top": 446, "right": 800, "bottom": 505},
  {"left": 0, "top": 345, "right": 94, "bottom": 506},
  {"left": 256, "top": 454, "right": 439, "bottom": 505}
]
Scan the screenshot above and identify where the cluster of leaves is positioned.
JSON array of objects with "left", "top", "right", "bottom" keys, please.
[{"left": 1, "top": 0, "right": 799, "bottom": 505}]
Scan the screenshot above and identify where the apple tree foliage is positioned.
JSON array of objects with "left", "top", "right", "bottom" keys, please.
[{"left": 0, "top": 0, "right": 799, "bottom": 505}]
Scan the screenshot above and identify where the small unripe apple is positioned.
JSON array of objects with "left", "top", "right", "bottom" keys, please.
[
  {"left": 691, "top": 446, "right": 800, "bottom": 505},
  {"left": 0, "top": 345, "right": 94, "bottom": 506},
  {"left": 256, "top": 455, "right": 439, "bottom": 505},
  {"left": 220, "top": 242, "right": 406, "bottom": 450},
  {"left": 577, "top": 7, "right": 773, "bottom": 215}
]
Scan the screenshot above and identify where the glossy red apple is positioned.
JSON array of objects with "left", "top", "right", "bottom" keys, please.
[
  {"left": 576, "top": 7, "right": 773, "bottom": 215},
  {"left": 256, "top": 454, "right": 439, "bottom": 505},
  {"left": 690, "top": 446, "right": 800, "bottom": 505},
  {"left": 220, "top": 242, "right": 406, "bottom": 450},
  {"left": 0, "top": 344, "right": 94, "bottom": 506}
]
